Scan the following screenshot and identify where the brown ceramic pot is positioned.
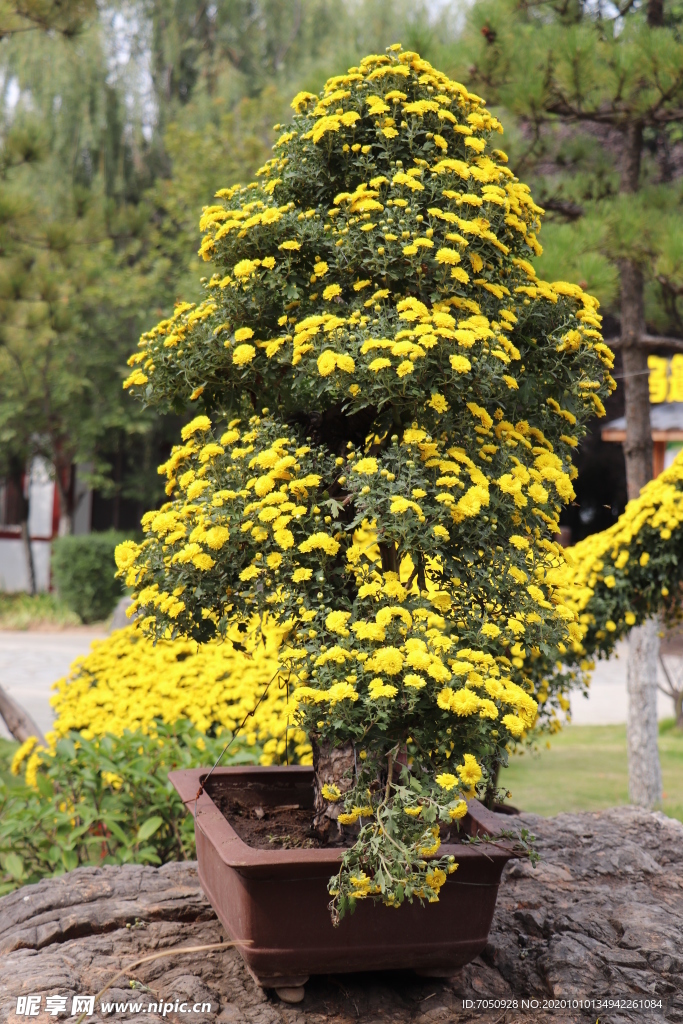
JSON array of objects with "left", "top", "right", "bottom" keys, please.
[{"left": 169, "top": 765, "right": 516, "bottom": 996}]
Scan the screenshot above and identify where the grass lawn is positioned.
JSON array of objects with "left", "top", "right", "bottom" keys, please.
[
  {"left": 0, "top": 592, "right": 81, "bottom": 630},
  {"left": 500, "top": 720, "right": 683, "bottom": 823}
]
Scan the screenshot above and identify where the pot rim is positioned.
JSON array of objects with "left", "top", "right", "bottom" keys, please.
[{"left": 169, "top": 765, "right": 519, "bottom": 870}]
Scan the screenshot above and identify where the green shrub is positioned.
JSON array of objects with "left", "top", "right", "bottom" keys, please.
[
  {"left": 0, "top": 721, "right": 259, "bottom": 894},
  {"left": 51, "top": 531, "right": 130, "bottom": 623}
]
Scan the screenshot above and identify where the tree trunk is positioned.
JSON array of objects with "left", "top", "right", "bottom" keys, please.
[
  {"left": 617, "top": 120, "right": 662, "bottom": 806},
  {"left": 310, "top": 734, "right": 355, "bottom": 838},
  {"left": 675, "top": 687, "right": 683, "bottom": 731},
  {"left": 20, "top": 519, "right": 37, "bottom": 596},
  {"left": 55, "top": 461, "right": 73, "bottom": 536},
  {"left": 620, "top": 259, "right": 652, "bottom": 501},
  {"left": 9, "top": 457, "right": 36, "bottom": 595},
  {"left": 0, "top": 682, "right": 46, "bottom": 745},
  {"left": 626, "top": 617, "right": 662, "bottom": 807}
]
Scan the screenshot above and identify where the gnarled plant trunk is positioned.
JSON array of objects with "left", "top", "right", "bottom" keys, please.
[
  {"left": 310, "top": 734, "right": 355, "bottom": 837},
  {"left": 627, "top": 617, "right": 662, "bottom": 807}
]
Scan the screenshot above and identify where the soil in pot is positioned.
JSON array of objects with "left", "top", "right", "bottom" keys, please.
[
  {"left": 210, "top": 788, "right": 467, "bottom": 851},
  {"left": 210, "top": 792, "right": 351, "bottom": 849}
]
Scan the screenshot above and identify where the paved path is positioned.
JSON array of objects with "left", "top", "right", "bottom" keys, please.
[
  {"left": 0, "top": 629, "right": 106, "bottom": 740},
  {"left": 0, "top": 630, "right": 678, "bottom": 742},
  {"left": 570, "top": 637, "right": 676, "bottom": 724}
]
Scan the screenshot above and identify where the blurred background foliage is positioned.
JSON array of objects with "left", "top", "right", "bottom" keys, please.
[
  {"left": 0, "top": 0, "right": 459, "bottom": 530},
  {"left": 5, "top": 0, "right": 683, "bottom": 542}
]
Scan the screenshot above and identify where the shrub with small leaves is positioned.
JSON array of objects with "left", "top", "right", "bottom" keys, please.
[{"left": 0, "top": 721, "right": 258, "bottom": 895}]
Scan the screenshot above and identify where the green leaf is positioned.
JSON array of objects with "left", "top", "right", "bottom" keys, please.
[
  {"left": 61, "top": 848, "right": 78, "bottom": 871},
  {"left": 137, "top": 815, "right": 164, "bottom": 842},
  {"left": 101, "top": 817, "right": 131, "bottom": 846},
  {"left": 3, "top": 852, "right": 25, "bottom": 880}
]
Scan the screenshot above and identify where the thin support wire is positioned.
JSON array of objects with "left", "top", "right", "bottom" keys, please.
[{"left": 193, "top": 665, "right": 286, "bottom": 834}]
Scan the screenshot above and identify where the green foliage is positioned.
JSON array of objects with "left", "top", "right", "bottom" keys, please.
[
  {"left": 444, "top": 0, "right": 683, "bottom": 331},
  {"left": 534, "top": 222, "right": 618, "bottom": 311},
  {"left": 0, "top": 721, "right": 259, "bottom": 895},
  {"left": 51, "top": 532, "right": 130, "bottom": 623},
  {"left": 0, "top": 592, "right": 81, "bottom": 630},
  {"left": 0, "top": 0, "right": 459, "bottom": 531},
  {"left": 0, "top": 0, "right": 95, "bottom": 38}
]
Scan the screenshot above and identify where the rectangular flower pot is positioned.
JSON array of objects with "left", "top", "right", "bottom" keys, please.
[{"left": 169, "top": 765, "right": 516, "bottom": 991}]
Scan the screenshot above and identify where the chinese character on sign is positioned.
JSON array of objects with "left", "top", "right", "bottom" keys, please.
[
  {"left": 648, "top": 355, "right": 669, "bottom": 403},
  {"left": 668, "top": 354, "right": 683, "bottom": 402},
  {"left": 16, "top": 995, "right": 41, "bottom": 1016},
  {"left": 70, "top": 996, "right": 95, "bottom": 1017},
  {"left": 46, "top": 995, "right": 68, "bottom": 1016},
  {"left": 648, "top": 354, "right": 683, "bottom": 403}
]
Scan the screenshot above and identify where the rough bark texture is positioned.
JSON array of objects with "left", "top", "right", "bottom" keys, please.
[
  {"left": 19, "top": 520, "right": 36, "bottom": 597},
  {"left": 310, "top": 736, "right": 355, "bottom": 834},
  {"left": 620, "top": 259, "right": 653, "bottom": 501},
  {"left": 618, "top": 118, "right": 660, "bottom": 811},
  {"left": 0, "top": 683, "right": 46, "bottom": 745},
  {"left": 1, "top": 807, "right": 681, "bottom": 1023},
  {"left": 627, "top": 618, "right": 663, "bottom": 807},
  {"left": 619, "top": 119, "right": 651, "bottom": 502},
  {"left": 9, "top": 456, "right": 36, "bottom": 596},
  {"left": 54, "top": 464, "right": 73, "bottom": 539}
]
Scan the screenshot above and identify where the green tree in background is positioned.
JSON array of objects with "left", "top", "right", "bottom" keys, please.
[
  {"left": 455, "top": 0, "right": 683, "bottom": 499},
  {"left": 0, "top": 22, "right": 162, "bottom": 538},
  {"left": 448, "top": 0, "right": 683, "bottom": 807},
  {"left": 0, "top": 0, "right": 458, "bottom": 584},
  {"left": 0, "top": 0, "right": 94, "bottom": 37}
]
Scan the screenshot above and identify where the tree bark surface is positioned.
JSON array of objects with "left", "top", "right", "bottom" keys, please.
[
  {"left": 310, "top": 736, "right": 355, "bottom": 835},
  {"left": 10, "top": 457, "right": 36, "bottom": 595},
  {"left": 0, "top": 683, "right": 46, "bottom": 745},
  {"left": 54, "top": 463, "right": 73, "bottom": 538},
  {"left": 620, "top": 259, "right": 653, "bottom": 500},
  {"left": 627, "top": 617, "right": 663, "bottom": 807},
  {"left": 0, "top": 808, "right": 681, "bottom": 1023},
  {"left": 19, "top": 520, "right": 36, "bottom": 597},
  {"left": 618, "top": 120, "right": 660, "bottom": 811}
]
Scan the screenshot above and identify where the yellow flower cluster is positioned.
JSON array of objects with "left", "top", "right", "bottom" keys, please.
[
  {"left": 118, "top": 45, "right": 613, "bottom": 915},
  {"left": 555, "top": 449, "right": 683, "bottom": 656},
  {"left": 50, "top": 623, "right": 310, "bottom": 765},
  {"left": 123, "top": 50, "right": 613, "bottom": 429}
]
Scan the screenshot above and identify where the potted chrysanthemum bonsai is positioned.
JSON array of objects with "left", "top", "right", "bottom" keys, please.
[{"left": 116, "top": 44, "right": 614, "bottom": 986}]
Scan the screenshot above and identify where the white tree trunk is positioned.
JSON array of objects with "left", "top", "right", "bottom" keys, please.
[{"left": 627, "top": 618, "right": 662, "bottom": 807}]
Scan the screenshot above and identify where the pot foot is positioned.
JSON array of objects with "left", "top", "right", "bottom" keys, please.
[
  {"left": 244, "top": 964, "right": 309, "bottom": 996},
  {"left": 274, "top": 986, "right": 306, "bottom": 1004}
]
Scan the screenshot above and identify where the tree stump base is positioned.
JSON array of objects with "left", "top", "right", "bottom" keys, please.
[{"left": 0, "top": 807, "right": 681, "bottom": 1023}]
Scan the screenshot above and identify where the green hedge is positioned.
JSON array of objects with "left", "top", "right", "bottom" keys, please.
[{"left": 51, "top": 531, "right": 130, "bottom": 623}]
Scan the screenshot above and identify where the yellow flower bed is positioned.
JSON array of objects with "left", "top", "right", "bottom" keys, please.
[{"left": 50, "top": 624, "right": 311, "bottom": 765}]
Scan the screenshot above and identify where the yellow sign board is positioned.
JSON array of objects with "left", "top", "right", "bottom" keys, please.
[{"left": 648, "top": 355, "right": 683, "bottom": 403}]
